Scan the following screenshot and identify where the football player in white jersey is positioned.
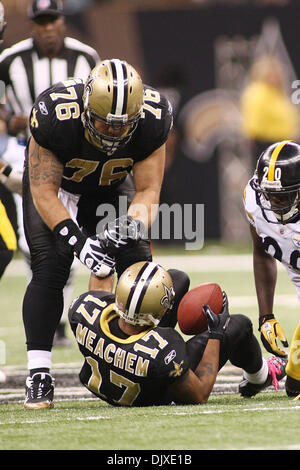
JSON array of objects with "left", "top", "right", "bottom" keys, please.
[{"left": 243, "top": 140, "right": 300, "bottom": 398}]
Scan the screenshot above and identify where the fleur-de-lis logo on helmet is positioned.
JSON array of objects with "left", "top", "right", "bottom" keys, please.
[
  {"left": 161, "top": 284, "right": 175, "bottom": 310},
  {"left": 82, "top": 59, "right": 143, "bottom": 155}
]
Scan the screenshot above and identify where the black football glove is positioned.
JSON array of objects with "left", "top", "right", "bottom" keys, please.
[
  {"left": 203, "top": 292, "right": 230, "bottom": 341},
  {"left": 100, "top": 215, "right": 145, "bottom": 255},
  {"left": 53, "top": 219, "right": 115, "bottom": 278},
  {"left": 259, "top": 314, "right": 288, "bottom": 357}
]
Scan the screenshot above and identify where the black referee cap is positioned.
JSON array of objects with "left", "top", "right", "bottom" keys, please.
[{"left": 28, "top": 0, "right": 64, "bottom": 20}]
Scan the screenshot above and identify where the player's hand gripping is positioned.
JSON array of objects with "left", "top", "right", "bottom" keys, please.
[
  {"left": 77, "top": 235, "right": 115, "bottom": 278},
  {"left": 259, "top": 314, "right": 288, "bottom": 357},
  {"left": 100, "top": 215, "right": 145, "bottom": 255},
  {"left": 203, "top": 292, "right": 230, "bottom": 340},
  {"left": 53, "top": 219, "right": 115, "bottom": 278}
]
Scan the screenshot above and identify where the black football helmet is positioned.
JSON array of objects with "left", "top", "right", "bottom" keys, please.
[{"left": 252, "top": 140, "right": 300, "bottom": 224}]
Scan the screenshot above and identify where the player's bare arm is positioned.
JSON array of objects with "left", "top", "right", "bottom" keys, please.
[
  {"left": 129, "top": 143, "right": 166, "bottom": 228},
  {"left": 90, "top": 144, "right": 166, "bottom": 291},
  {"left": 28, "top": 137, "right": 71, "bottom": 230},
  {"left": 167, "top": 339, "right": 220, "bottom": 405},
  {"left": 250, "top": 223, "right": 277, "bottom": 316},
  {"left": 29, "top": 138, "right": 115, "bottom": 281},
  {"left": 193, "top": 338, "right": 220, "bottom": 401}
]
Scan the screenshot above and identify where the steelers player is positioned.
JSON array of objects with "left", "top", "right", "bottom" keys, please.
[
  {"left": 0, "top": 2, "right": 13, "bottom": 279},
  {"left": 0, "top": 158, "right": 19, "bottom": 384},
  {"left": 243, "top": 140, "right": 300, "bottom": 398},
  {"left": 0, "top": 194, "right": 16, "bottom": 384},
  {"left": 0, "top": 1, "right": 12, "bottom": 384},
  {"left": 0, "top": 197, "right": 17, "bottom": 274},
  {"left": 22, "top": 59, "right": 173, "bottom": 408}
]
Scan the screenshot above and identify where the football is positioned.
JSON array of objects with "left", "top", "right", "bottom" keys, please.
[{"left": 177, "top": 282, "right": 223, "bottom": 335}]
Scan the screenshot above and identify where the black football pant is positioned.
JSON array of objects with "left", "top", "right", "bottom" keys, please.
[
  {"left": 22, "top": 167, "right": 152, "bottom": 352},
  {"left": 0, "top": 246, "right": 13, "bottom": 279},
  {"left": 186, "top": 314, "right": 263, "bottom": 375}
]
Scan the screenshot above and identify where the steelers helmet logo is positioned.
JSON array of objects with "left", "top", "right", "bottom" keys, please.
[
  {"left": 292, "top": 234, "right": 300, "bottom": 248},
  {"left": 37, "top": 0, "right": 52, "bottom": 9}
]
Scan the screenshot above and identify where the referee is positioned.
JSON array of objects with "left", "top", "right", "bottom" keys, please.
[
  {"left": 0, "top": 0, "right": 100, "bottom": 345},
  {"left": 0, "top": 0, "right": 100, "bottom": 138}
]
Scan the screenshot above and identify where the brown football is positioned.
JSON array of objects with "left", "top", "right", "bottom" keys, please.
[{"left": 178, "top": 283, "right": 223, "bottom": 335}]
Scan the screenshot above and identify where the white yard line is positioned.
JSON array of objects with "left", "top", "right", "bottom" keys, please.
[
  {"left": 0, "top": 402, "right": 299, "bottom": 427},
  {"left": 1, "top": 254, "right": 252, "bottom": 276},
  {"left": 4, "top": 254, "right": 277, "bottom": 276},
  {"left": 160, "top": 404, "right": 300, "bottom": 416},
  {"left": 229, "top": 294, "right": 299, "bottom": 307}
]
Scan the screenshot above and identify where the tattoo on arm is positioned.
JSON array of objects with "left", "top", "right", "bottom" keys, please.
[
  {"left": 29, "top": 142, "right": 63, "bottom": 189},
  {"left": 195, "top": 361, "right": 215, "bottom": 379}
]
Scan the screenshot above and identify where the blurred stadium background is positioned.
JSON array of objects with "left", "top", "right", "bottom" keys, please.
[{"left": 4, "top": 0, "right": 300, "bottom": 248}]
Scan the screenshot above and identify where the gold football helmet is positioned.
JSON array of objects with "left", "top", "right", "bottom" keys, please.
[
  {"left": 115, "top": 261, "right": 175, "bottom": 327},
  {"left": 82, "top": 59, "right": 143, "bottom": 153}
]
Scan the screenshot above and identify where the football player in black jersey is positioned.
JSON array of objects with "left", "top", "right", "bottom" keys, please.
[
  {"left": 25, "top": 260, "right": 287, "bottom": 408},
  {"left": 0, "top": 0, "right": 100, "bottom": 347},
  {"left": 22, "top": 59, "right": 173, "bottom": 408},
  {"left": 65, "top": 262, "right": 286, "bottom": 408}
]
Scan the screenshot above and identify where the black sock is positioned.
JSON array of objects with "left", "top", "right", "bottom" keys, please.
[{"left": 23, "top": 282, "right": 64, "bottom": 350}]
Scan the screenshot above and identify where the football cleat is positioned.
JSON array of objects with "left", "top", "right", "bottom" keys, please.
[
  {"left": 24, "top": 373, "right": 55, "bottom": 409},
  {"left": 239, "top": 356, "right": 287, "bottom": 398},
  {"left": 285, "top": 375, "right": 300, "bottom": 398}
]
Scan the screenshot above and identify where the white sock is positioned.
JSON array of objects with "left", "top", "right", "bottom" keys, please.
[
  {"left": 243, "top": 358, "right": 269, "bottom": 384},
  {"left": 27, "top": 350, "right": 52, "bottom": 371}
]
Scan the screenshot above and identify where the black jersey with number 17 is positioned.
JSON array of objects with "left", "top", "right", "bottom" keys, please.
[
  {"left": 68, "top": 290, "right": 189, "bottom": 407},
  {"left": 29, "top": 78, "right": 173, "bottom": 195}
]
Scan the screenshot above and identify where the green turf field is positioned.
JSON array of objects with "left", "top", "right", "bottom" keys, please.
[
  {"left": 1, "top": 394, "right": 299, "bottom": 451},
  {"left": 1, "top": 246, "right": 300, "bottom": 452}
]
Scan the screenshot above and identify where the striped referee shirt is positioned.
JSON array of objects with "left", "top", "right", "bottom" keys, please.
[{"left": 0, "top": 36, "right": 100, "bottom": 116}]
